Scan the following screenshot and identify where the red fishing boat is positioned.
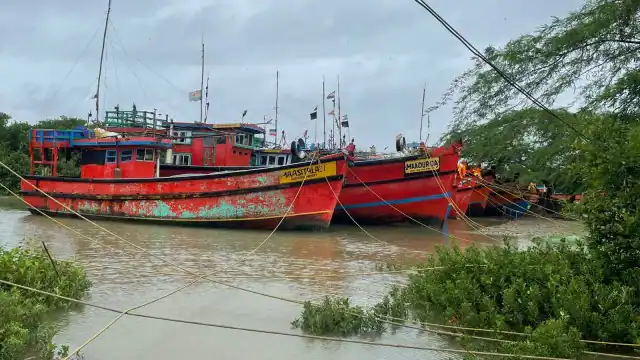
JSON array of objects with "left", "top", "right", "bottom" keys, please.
[
  {"left": 19, "top": 128, "right": 348, "bottom": 230},
  {"left": 332, "top": 139, "right": 462, "bottom": 227}
]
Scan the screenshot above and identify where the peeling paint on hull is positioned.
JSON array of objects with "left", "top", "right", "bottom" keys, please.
[{"left": 20, "top": 155, "right": 348, "bottom": 231}]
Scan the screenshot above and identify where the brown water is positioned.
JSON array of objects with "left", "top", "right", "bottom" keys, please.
[{"left": 0, "top": 202, "right": 545, "bottom": 360}]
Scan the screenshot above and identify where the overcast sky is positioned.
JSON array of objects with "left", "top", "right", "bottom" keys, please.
[{"left": 0, "top": 0, "right": 583, "bottom": 148}]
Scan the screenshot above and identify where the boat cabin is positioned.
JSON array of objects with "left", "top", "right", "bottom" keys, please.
[
  {"left": 251, "top": 148, "right": 292, "bottom": 167},
  {"left": 103, "top": 105, "right": 266, "bottom": 167},
  {"left": 28, "top": 127, "right": 171, "bottom": 179}
]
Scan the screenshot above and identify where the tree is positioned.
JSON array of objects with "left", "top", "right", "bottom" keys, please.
[
  {"left": 439, "top": 0, "right": 639, "bottom": 129},
  {"left": 439, "top": 0, "right": 640, "bottom": 282},
  {"left": 444, "top": 107, "right": 588, "bottom": 193}
]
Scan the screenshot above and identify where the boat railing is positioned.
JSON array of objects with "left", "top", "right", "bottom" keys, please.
[{"left": 104, "top": 108, "right": 166, "bottom": 130}]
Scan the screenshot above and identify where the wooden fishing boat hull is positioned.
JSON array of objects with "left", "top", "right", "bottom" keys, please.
[
  {"left": 486, "top": 189, "right": 529, "bottom": 218},
  {"left": 450, "top": 183, "right": 473, "bottom": 219},
  {"left": 19, "top": 154, "right": 348, "bottom": 230},
  {"left": 332, "top": 149, "right": 459, "bottom": 227},
  {"left": 465, "top": 184, "right": 491, "bottom": 216}
]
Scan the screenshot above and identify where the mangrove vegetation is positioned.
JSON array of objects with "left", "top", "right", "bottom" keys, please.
[{"left": 0, "top": 246, "right": 91, "bottom": 360}]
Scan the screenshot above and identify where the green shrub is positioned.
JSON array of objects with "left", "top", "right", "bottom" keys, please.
[
  {"left": 293, "top": 240, "right": 640, "bottom": 358},
  {"left": 0, "top": 246, "right": 91, "bottom": 360}
]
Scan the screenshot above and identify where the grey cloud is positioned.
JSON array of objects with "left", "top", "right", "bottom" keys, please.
[{"left": 0, "top": 0, "right": 587, "bottom": 147}]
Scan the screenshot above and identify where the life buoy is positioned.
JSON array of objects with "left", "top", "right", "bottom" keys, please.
[{"left": 395, "top": 134, "right": 406, "bottom": 152}]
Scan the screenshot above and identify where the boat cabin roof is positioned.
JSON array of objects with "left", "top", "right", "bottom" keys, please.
[{"left": 72, "top": 136, "right": 172, "bottom": 149}]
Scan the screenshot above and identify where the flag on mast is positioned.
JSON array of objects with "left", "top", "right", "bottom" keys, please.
[
  {"left": 341, "top": 114, "right": 349, "bottom": 128},
  {"left": 310, "top": 106, "right": 318, "bottom": 120},
  {"left": 269, "top": 128, "right": 277, "bottom": 136},
  {"left": 188, "top": 89, "right": 202, "bottom": 101},
  {"left": 326, "top": 91, "right": 335, "bottom": 100},
  {"left": 328, "top": 109, "right": 335, "bottom": 116}
]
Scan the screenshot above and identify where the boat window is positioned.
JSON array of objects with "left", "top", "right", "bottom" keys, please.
[
  {"left": 268, "top": 156, "right": 276, "bottom": 165},
  {"left": 260, "top": 155, "right": 267, "bottom": 165},
  {"left": 120, "top": 150, "right": 133, "bottom": 162},
  {"left": 172, "top": 130, "right": 192, "bottom": 144},
  {"left": 203, "top": 136, "right": 213, "bottom": 147},
  {"left": 215, "top": 136, "right": 226, "bottom": 144},
  {"left": 136, "top": 148, "right": 155, "bottom": 161},
  {"left": 172, "top": 153, "right": 192, "bottom": 166},
  {"left": 277, "top": 156, "right": 285, "bottom": 165},
  {"left": 81, "top": 150, "right": 106, "bottom": 165},
  {"left": 105, "top": 150, "right": 117, "bottom": 163}
]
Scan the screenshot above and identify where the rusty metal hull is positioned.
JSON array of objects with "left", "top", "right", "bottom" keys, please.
[{"left": 20, "top": 154, "right": 348, "bottom": 231}]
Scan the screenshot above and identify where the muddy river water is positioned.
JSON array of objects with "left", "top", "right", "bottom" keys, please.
[{"left": 0, "top": 199, "right": 583, "bottom": 360}]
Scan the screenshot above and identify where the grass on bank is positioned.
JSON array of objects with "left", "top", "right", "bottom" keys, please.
[
  {"left": 0, "top": 246, "right": 91, "bottom": 360},
  {"left": 292, "top": 239, "right": 640, "bottom": 359}
]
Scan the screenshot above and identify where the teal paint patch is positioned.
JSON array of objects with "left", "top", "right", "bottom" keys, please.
[
  {"left": 197, "top": 200, "right": 247, "bottom": 219},
  {"left": 152, "top": 201, "right": 177, "bottom": 217},
  {"left": 78, "top": 200, "right": 100, "bottom": 213},
  {"left": 256, "top": 176, "right": 269, "bottom": 185}
]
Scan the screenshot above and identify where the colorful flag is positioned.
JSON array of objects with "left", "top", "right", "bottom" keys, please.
[
  {"left": 188, "top": 89, "right": 202, "bottom": 102},
  {"left": 309, "top": 106, "right": 318, "bottom": 120},
  {"left": 328, "top": 109, "right": 335, "bottom": 116},
  {"left": 269, "top": 128, "right": 277, "bottom": 136},
  {"left": 326, "top": 91, "right": 335, "bottom": 100},
  {"left": 303, "top": 129, "right": 308, "bottom": 138}
]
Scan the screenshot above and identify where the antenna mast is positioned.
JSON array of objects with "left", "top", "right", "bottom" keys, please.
[
  {"left": 275, "top": 70, "right": 279, "bottom": 145},
  {"left": 420, "top": 82, "right": 426, "bottom": 142},
  {"left": 95, "top": 0, "right": 112, "bottom": 123},
  {"left": 322, "top": 76, "right": 326, "bottom": 148},
  {"left": 200, "top": 37, "right": 205, "bottom": 123}
]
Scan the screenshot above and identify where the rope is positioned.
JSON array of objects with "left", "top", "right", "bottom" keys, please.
[
  {"left": 64, "top": 153, "right": 323, "bottom": 358},
  {"left": 480, "top": 179, "right": 582, "bottom": 221},
  {"left": 0, "top": 278, "right": 575, "bottom": 360},
  {"left": 346, "top": 168, "right": 477, "bottom": 244},
  {"left": 5, "top": 161, "right": 638, "bottom": 351},
  {"left": 429, "top": 169, "right": 503, "bottom": 241},
  {"left": 479, "top": 179, "right": 579, "bottom": 226}
]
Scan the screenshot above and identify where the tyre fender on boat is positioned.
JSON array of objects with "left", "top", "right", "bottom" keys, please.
[
  {"left": 291, "top": 138, "right": 307, "bottom": 162},
  {"left": 395, "top": 133, "right": 406, "bottom": 152}
]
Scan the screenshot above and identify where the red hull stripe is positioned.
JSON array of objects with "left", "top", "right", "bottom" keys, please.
[{"left": 335, "top": 191, "right": 452, "bottom": 210}]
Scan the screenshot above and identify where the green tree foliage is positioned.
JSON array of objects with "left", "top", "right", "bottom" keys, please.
[
  {"left": 439, "top": 0, "right": 640, "bottom": 281},
  {"left": 0, "top": 113, "right": 85, "bottom": 195},
  {"left": 446, "top": 108, "right": 589, "bottom": 193},
  {"left": 0, "top": 246, "right": 91, "bottom": 360},
  {"left": 440, "top": 0, "right": 640, "bottom": 126}
]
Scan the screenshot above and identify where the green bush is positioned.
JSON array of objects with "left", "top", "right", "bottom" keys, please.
[
  {"left": 293, "top": 240, "right": 640, "bottom": 358},
  {"left": 0, "top": 246, "right": 91, "bottom": 360}
]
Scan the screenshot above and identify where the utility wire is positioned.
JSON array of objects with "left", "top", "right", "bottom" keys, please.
[{"left": 412, "top": 0, "right": 593, "bottom": 143}]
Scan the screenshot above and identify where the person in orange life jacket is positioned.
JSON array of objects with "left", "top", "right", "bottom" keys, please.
[{"left": 457, "top": 160, "right": 468, "bottom": 179}]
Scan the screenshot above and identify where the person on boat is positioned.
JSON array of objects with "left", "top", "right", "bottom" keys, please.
[
  {"left": 345, "top": 138, "right": 356, "bottom": 156},
  {"left": 457, "top": 160, "right": 468, "bottom": 179},
  {"left": 418, "top": 141, "right": 428, "bottom": 154}
]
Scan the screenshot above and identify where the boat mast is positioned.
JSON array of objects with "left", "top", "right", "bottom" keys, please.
[
  {"left": 337, "top": 74, "right": 341, "bottom": 148},
  {"left": 204, "top": 72, "right": 210, "bottom": 123},
  {"left": 200, "top": 37, "right": 205, "bottom": 123},
  {"left": 275, "top": 70, "right": 279, "bottom": 146},
  {"left": 322, "top": 76, "right": 326, "bottom": 148},
  {"left": 420, "top": 82, "right": 426, "bottom": 142},
  {"left": 95, "top": 0, "right": 112, "bottom": 123}
]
